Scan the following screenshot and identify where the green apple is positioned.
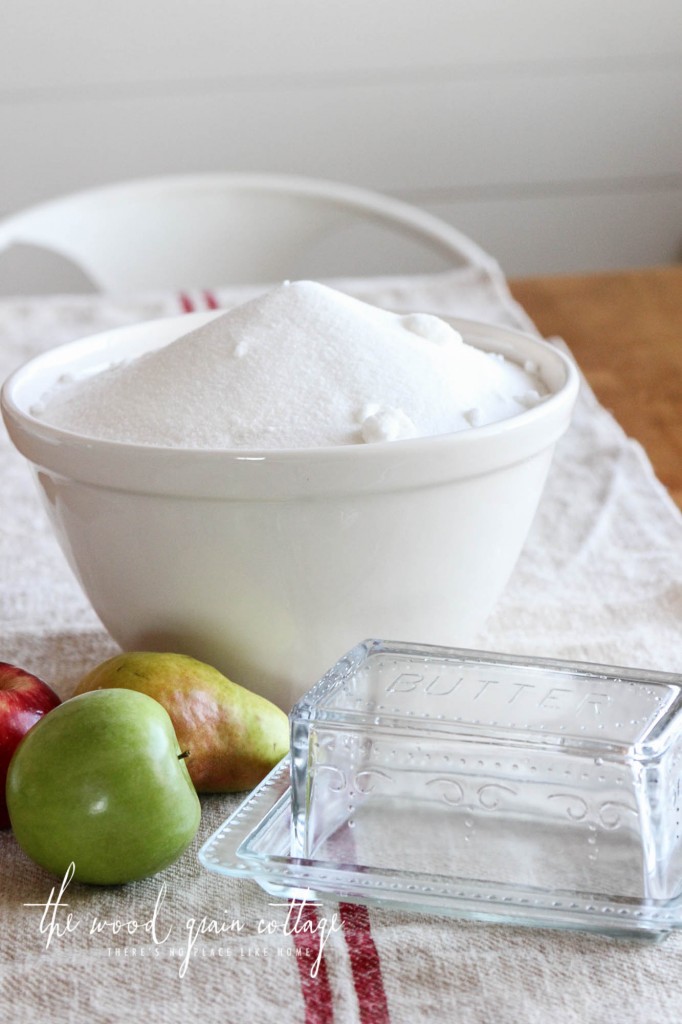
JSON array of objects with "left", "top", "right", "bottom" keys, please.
[
  {"left": 74, "top": 652, "right": 289, "bottom": 793},
  {"left": 6, "top": 689, "right": 201, "bottom": 885}
]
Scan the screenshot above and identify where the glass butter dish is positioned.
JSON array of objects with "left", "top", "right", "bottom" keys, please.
[{"left": 199, "top": 640, "right": 682, "bottom": 940}]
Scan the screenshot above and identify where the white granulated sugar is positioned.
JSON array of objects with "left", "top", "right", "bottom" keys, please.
[{"left": 41, "top": 281, "right": 547, "bottom": 449}]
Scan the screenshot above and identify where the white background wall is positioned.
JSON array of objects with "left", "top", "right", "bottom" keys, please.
[{"left": 1, "top": 0, "right": 681, "bottom": 286}]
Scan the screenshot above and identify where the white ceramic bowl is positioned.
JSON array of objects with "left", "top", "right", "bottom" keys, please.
[{"left": 2, "top": 313, "right": 579, "bottom": 709}]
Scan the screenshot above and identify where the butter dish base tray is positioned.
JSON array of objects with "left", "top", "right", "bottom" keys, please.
[{"left": 199, "top": 758, "right": 682, "bottom": 942}]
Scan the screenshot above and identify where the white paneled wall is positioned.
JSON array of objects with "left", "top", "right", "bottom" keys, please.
[{"left": 1, "top": 0, "right": 681, "bottom": 289}]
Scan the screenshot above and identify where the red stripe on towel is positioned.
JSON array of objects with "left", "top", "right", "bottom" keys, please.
[
  {"left": 203, "top": 289, "right": 220, "bottom": 310},
  {"left": 339, "top": 901, "right": 390, "bottom": 1024},
  {"left": 178, "top": 292, "right": 195, "bottom": 313},
  {"left": 330, "top": 827, "right": 390, "bottom": 1022},
  {"left": 290, "top": 899, "right": 335, "bottom": 1024}
]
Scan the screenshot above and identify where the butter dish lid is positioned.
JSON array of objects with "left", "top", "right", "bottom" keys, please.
[{"left": 291, "top": 640, "right": 682, "bottom": 756}]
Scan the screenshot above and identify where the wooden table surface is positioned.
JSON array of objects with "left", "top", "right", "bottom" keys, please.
[{"left": 509, "top": 265, "right": 682, "bottom": 508}]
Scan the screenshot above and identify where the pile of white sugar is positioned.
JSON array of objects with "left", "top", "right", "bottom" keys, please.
[{"left": 39, "top": 281, "right": 547, "bottom": 449}]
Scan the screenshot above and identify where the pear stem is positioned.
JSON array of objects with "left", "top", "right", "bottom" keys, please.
[{"left": 178, "top": 750, "right": 190, "bottom": 760}]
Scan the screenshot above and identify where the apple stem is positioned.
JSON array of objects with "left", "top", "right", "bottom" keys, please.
[{"left": 178, "top": 750, "right": 190, "bottom": 760}]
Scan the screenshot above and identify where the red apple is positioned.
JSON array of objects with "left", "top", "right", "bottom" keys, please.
[{"left": 0, "top": 663, "right": 61, "bottom": 828}]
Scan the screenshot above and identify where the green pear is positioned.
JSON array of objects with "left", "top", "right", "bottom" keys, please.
[{"left": 73, "top": 652, "right": 289, "bottom": 793}]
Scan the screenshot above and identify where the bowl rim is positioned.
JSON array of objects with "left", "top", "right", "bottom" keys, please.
[{"left": 1, "top": 312, "right": 580, "bottom": 498}]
